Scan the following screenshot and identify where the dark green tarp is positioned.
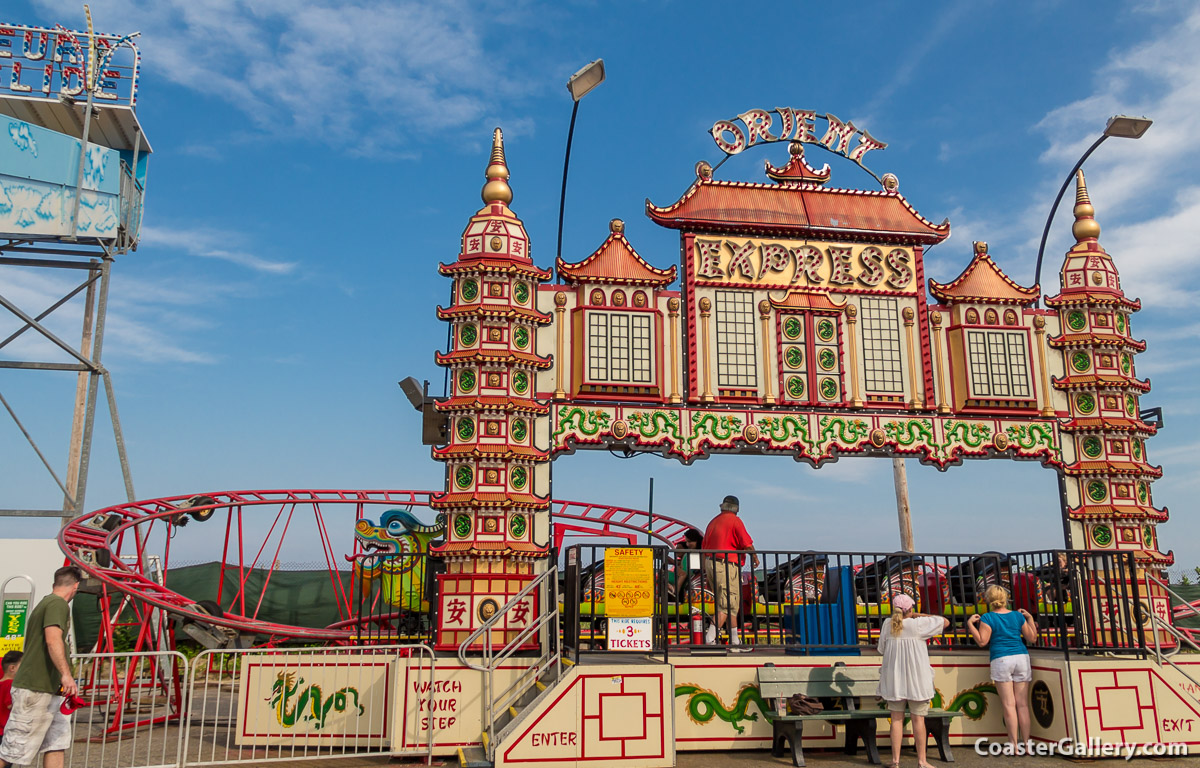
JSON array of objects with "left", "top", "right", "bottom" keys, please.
[
  {"left": 1172, "top": 584, "right": 1200, "bottom": 630},
  {"left": 74, "top": 563, "right": 356, "bottom": 651}
]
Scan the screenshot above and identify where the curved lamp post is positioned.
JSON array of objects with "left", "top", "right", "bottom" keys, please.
[
  {"left": 555, "top": 59, "right": 606, "bottom": 279},
  {"left": 1032, "top": 115, "right": 1152, "bottom": 305}
]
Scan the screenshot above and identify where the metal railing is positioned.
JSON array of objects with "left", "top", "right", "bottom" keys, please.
[
  {"left": 459, "top": 567, "right": 561, "bottom": 761},
  {"left": 563, "top": 546, "right": 1148, "bottom": 656},
  {"left": 182, "top": 644, "right": 434, "bottom": 766},
  {"left": 69, "top": 650, "right": 188, "bottom": 768},
  {"left": 1143, "top": 572, "right": 1200, "bottom": 703},
  {"left": 338, "top": 552, "right": 439, "bottom": 645}
]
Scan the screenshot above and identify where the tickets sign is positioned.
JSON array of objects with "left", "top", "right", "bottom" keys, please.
[
  {"left": 603, "top": 547, "right": 655, "bottom": 618},
  {"left": 607, "top": 617, "right": 653, "bottom": 651}
]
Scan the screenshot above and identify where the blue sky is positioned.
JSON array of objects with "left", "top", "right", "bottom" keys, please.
[{"left": 3, "top": 1, "right": 1199, "bottom": 577}]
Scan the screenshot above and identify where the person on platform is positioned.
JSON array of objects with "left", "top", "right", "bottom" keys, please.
[
  {"left": 967, "top": 584, "right": 1038, "bottom": 753},
  {"left": 0, "top": 566, "right": 82, "bottom": 768},
  {"left": 877, "top": 593, "right": 949, "bottom": 768},
  {"left": 701, "top": 495, "right": 758, "bottom": 652},
  {"left": 0, "top": 652, "right": 22, "bottom": 734}
]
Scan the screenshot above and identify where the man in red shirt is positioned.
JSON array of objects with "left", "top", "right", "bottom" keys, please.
[{"left": 701, "top": 495, "right": 759, "bottom": 651}]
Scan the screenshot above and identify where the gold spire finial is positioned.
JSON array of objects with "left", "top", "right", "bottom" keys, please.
[
  {"left": 1072, "top": 169, "right": 1100, "bottom": 241},
  {"left": 482, "top": 127, "right": 513, "bottom": 206}
]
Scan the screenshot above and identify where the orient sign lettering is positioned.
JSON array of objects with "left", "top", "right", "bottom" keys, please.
[
  {"left": 693, "top": 238, "right": 914, "bottom": 292},
  {"left": 711, "top": 108, "right": 886, "bottom": 176},
  {"left": 0, "top": 24, "right": 139, "bottom": 106}
]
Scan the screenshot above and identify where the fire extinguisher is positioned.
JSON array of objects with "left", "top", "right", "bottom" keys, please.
[{"left": 691, "top": 608, "right": 704, "bottom": 645}]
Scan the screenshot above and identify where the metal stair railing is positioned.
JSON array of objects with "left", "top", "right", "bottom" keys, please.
[
  {"left": 1143, "top": 572, "right": 1200, "bottom": 703},
  {"left": 458, "top": 567, "right": 561, "bottom": 761}
]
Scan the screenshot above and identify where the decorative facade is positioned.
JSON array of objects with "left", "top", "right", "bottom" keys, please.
[{"left": 431, "top": 129, "right": 553, "bottom": 650}]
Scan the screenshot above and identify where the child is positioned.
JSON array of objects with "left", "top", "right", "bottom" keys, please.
[
  {"left": 967, "top": 584, "right": 1038, "bottom": 752},
  {"left": 877, "top": 594, "right": 949, "bottom": 768},
  {"left": 0, "top": 651, "right": 22, "bottom": 733}
]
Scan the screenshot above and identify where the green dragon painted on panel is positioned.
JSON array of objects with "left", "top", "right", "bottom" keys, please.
[
  {"left": 675, "top": 684, "right": 773, "bottom": 734},
  {"left": 940, "top": 421, "right": 992, "bottom": 454},
  {"left": 884, "top": 418, "right": 936, "bottom": 447},
  {"left": 267, "top": 671, "right": 365, "bottom": 730},
  {"left": 757, "top": 415, "right": 814, "bottom": 451},
  {"left": 817, "top": 415, "right": 869, "bottom": 451},
  {"left": 626, "top": 410, "right": 682, "bottom": 441},
  {"left": 691, "top": 412, "right": 743, "bottom": 446},
  {"left": 1005, "top": 423, "right": 1059, "bottom": 455},
  {"left": 552, "top": 406, "right": 612, "bottom": 440},
  {"left": 674, "top": 680, "right": 997, "bottom": 735}
]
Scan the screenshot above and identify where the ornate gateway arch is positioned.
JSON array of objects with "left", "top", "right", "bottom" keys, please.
[{"left": 431, "top": 126, "right": 1172, "bottom": 649}]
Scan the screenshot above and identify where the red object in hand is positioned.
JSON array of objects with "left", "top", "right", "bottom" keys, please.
[{"left": 60, "top": 694, "right": 89, "bottom": 715}]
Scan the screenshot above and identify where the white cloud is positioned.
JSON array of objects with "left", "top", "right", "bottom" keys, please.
[
  {"left": 33, "top": 0, "right": 533, "bottom": 153},
  {"left": 139, "top": 225, "right": 296, "bottom": 275}
]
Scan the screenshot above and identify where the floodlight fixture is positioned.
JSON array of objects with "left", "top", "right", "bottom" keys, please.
[
  {"left": 566, "top": 59, "right": 605, "bottom": 102},
  {"left": 1103, "top": 115, "right": 1153, "bottom": 140},
  {"left": 399, "top": 376, "right": 425, "bottom": 411}
]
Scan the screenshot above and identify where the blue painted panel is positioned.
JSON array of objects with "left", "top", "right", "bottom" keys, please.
[{"left": 0, "top": 117, "right": 143, "bottom": 241}]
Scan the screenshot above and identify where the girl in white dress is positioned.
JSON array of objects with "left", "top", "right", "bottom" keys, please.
[{"left": 877, "top": 593, "right": 950, "bottom": 768}]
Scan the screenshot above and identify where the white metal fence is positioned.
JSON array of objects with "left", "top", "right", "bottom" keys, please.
[{"left": 60, "top": 645, "right": 433, "bottom": 768}]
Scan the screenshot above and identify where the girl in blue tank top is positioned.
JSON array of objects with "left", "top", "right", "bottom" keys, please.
[{"left": 967, "top": 585, "right": 1038, "bottom": 753}]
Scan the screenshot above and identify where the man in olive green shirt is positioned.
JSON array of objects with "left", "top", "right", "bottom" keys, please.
[{"left": 0, "top": 566, "right": 81, "bottom": 768}]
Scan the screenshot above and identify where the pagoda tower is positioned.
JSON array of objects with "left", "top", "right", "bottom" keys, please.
[
  {"left": 1046, "top": 171, "right": 1172, "bottom": 594},
  {"left": 431, "top": 129, "right": 553, "bottom": 651}
]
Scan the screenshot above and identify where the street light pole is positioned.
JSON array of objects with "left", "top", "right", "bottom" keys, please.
[
  {"left": 1032, "top": 115, "right": 1152, "bottom": 305},
  {"left": 555, "top": 60, "right": 605, "bottom": 280}
]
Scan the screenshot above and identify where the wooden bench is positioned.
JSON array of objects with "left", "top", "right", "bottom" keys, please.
[{"left": 757, "top": 663, "right": 965, "bottom": 767}]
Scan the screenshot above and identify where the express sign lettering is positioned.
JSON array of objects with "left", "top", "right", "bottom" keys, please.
[{"left": 711, "top": 108, "right": 886, "bottom": 179}]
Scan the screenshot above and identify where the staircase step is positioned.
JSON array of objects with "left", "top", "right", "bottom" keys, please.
[
  {"left": 536, "top": 680, "right": 547, "bottom": 691},
  {"left": 509, "top": 705, "right": 519, "bottom": 719},
  {"left": 459, "top": 745, "right": 491, "bottom": 768}
]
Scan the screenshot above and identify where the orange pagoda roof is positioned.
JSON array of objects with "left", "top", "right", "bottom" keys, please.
[
  {"left": 929, "top": 242, "right": 1038, "bottom": 306},
  {"left": 646, "top": 167, "right": 949, "bottom": 244},
  {"left": 768, "top": 290, "right": 846, "bottom": 312},
  {"left": 763, "top": 143, "right": 832, "bottom": 185},
  {"left": 557, "top": 219, "right": 676, "bottom": 286}
]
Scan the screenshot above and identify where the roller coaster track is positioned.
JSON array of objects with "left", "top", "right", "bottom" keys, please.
[{"left": 59, "top": 489, "right": 697, "bottom": 642}]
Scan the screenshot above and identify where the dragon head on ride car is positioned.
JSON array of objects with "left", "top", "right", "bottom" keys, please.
[{"left": 351, "top": 508, "right": 445, "bottom": 609}]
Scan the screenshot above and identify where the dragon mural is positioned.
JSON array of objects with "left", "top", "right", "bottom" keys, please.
[
  {"left": 267, "top": 671, "right": 364, "bottom": 730},
  {"left": 351, "top": 508, "right": 444, "bottom": 613}
]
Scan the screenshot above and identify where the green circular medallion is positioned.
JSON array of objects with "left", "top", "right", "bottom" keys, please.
[
  {"left": 514, "top": 282, "right": 530, "bottom": 304},
  {"left": 1125, "top": 394, "right": 1136, "bottom": 416},
  {"left": 1120, "top": 354, "right": 1131, "bottom": 375},
  {"left": 1071, "top": 351, "right": 1091, "bottom": 373},
  {"left": 458, "top": 369, "right": 476, "bottom": 393},
  {"left": 511, "top": 466, "right": 528, "bottom": 490},
  {"left": 816, "top": 319, "right": 835, "bottom": 342},
  {"left": 1132, "top": 440, "right": 1142, "bottom": 461},
  {"left": 457, "top": 418, "right": 475, "bottom": 441},
  {"left": 460, "top": 324, "right": 478, "bottom": 346},
  {"left": 1143, "top": 524, "right": 1153, "bottom": 546},
  {"left": 786, "top": 376, "right": 805, "bottom": 399},
  {"left": 1075, "top": 393, "right": 1096, "bottom": 414},
  {"left": 512, "top": 371, "right": 529, "bottom": 395},
  {"left": 510, "top": 514, "right": 527, "bottom": 539},
  {"left": 453, "top": 513, "right": 472, "bottom": 538},
  {"left": 511, "top": 418, "right": 527, "bottom": 442},
  {"left": 514, "top": 326, "right": 530, "bottom": 350},
  {"left": 784, "top": 347, "right": 804, "bottom": 369},
  {"left": 820, "top": 377, "right": 839, "bottom": 400},
  {"left": 1092, "top": 524, "right": 1113, "bottom": 547},
  {"left": 783, "top": 317, "right": 802, "bottom": 340},
  {"left": 1116, "top": 314, "right": 1126, "bottom": 334},
  {"left": 454, "top": 465, "right": 473, "bottom": 490},
  {"left": 1081, "top": 436, "right": 1103, "bottom": 459},
  {"left": 818, "top": 349, "right": 837, "bottom": 370},
  {"left": 1067, "top": 311, "right": 1087, "bottom": 331},
  {"left": 461, "top": 279, "right": 479, "bottom": 302},
  {"left": 1137, "top": 482, "right": 1148, "bottom": 504},
  {"left": 1087, "top": 480, "right": 1108, "bottom": 503}
]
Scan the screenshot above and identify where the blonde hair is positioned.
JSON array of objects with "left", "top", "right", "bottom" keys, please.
[
  {"left": 983, "top": 584, "right": 1010, "bottom": 611},
  {"left": 890, "top": 610, "right": 905, "bottom": 636}
]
